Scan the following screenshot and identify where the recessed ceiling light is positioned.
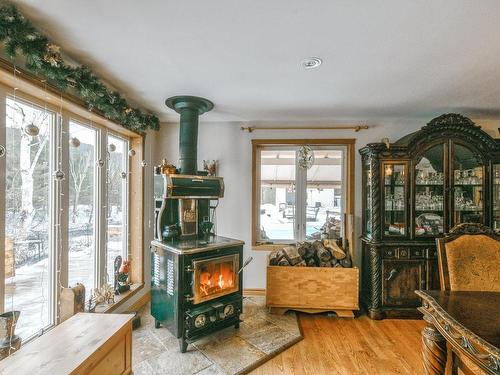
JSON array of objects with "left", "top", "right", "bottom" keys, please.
[{"left": 301, "top": 57, "right": 322, "bottom": 69}]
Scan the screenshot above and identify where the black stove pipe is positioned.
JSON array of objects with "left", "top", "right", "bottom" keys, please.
[{"left": 165, "top": 96, "right": 214, "bottom": 175}]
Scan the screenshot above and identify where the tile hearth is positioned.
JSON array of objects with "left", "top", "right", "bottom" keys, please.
[{"left": 133, "top": 296, "right": 303, "bottom": 375}]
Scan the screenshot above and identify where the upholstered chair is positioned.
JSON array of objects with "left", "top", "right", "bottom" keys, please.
[{"left": 436, "top": 223, "right": 500, "bottom": 291}]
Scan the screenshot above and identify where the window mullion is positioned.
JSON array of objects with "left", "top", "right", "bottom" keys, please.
[
  {"left": 0, "top": 88, "right": 6, "bottom": 314},
  {"left": 56, "top": 112, "right": 70, "bottom": 324},
  {"left": 96, "top": 129, "right": 107, "bottom": 288},
  {"left": 295, "top": 149, "right": 306, "bottom": 241}
]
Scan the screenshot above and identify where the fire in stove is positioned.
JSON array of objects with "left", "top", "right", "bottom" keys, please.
[{"left": 193, "top": 254, "right": 239, "bottom": 304}]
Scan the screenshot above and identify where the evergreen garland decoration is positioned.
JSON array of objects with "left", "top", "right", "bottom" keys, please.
[{"left": 0, "top": 3, "right": 159, "bottom": 132}]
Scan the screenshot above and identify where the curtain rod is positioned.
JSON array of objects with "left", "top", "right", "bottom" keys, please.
[{"left": 240, "top": 125, "right": 369, "bottom": 133}]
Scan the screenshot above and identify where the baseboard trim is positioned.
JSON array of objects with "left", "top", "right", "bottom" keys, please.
[
  {"left": 127, "top": 290, "right": 151, "bottom": 312},
  {"left": 243, "top": 288, "right": 266, "bottom": 296}
]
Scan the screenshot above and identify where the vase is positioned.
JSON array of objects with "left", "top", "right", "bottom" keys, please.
[{"left": 0, "top": 311, "right": 21, "bottom": 360}]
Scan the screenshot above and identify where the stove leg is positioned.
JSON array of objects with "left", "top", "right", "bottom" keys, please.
[
  {"left": 154, "top": 319, "right": 161, "bottom": 329},
  {"left": 234, "top": 320, "right": 240, "bottom": 329},
  {"left": 180, "top": 338, "right": 188, "bottom": 353}
]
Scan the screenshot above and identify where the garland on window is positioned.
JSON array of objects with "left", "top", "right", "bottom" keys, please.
[{"left": 0, "top": 3, "right": 159, "bottom": 132}]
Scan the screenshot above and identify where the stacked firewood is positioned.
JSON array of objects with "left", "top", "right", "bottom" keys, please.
[{"left": 269, "top": 239, "right": 352, "bottom": 268}]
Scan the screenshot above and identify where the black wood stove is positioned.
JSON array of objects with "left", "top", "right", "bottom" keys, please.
[{"left": 151, "top": 96, "right": 247, "bottom": 352}]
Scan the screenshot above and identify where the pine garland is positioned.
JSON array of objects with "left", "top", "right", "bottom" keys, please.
[{"left": 0, "top": 3, "right": 159, "bottom": 132}]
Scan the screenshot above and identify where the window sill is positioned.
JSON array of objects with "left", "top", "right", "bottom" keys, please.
[
  {"left": 93, "top": 283, "right": 144, "bottom": 313},
  {"left": 252, "top": 243, "right": 288, "bottom": 251}
]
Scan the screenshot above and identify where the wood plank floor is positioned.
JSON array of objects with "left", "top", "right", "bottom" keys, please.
[{"left": 250, "top": 314, "right": 425, "bottom": 375}]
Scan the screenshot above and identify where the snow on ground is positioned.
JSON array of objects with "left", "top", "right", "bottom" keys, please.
[{"left": 5, "top": 237, "right": 125, "bottom": 341}]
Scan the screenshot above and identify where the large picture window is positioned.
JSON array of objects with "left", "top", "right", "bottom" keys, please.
[
  {"left": 0, "top": 83, "right": 142, "bottom": 343},
  {"left": 252, "top": 140, "right": 354, "bottom": 249}
]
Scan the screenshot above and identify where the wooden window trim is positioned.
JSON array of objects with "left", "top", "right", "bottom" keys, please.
[{"left": 252, "top": 139, "right": 355, "bottom": 257}]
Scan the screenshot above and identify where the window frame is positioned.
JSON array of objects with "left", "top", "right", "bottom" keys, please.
[
  {"left": 252, "top": 139, "right": 355, "bottom": 252},
  {"left": 0, "top": 76, "right": 144, "bottom": 342}
]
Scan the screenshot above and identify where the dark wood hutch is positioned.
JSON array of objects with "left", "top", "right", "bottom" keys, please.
[{"left": 360, "top": 113, "right": 500, "bottom": 319}]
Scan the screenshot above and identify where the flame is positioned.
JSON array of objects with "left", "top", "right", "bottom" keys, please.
[{"left": 218, "top": 274, "right": 224, "bottom": 289}]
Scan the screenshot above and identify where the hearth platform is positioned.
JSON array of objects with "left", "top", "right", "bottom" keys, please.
[{"left": 133, "top": 296, "right": 303, "bottom": 375}]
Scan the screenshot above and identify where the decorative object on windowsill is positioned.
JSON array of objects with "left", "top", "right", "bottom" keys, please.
[
  {"left": 92, "top": 283, "right": 115, "bottom": 306},
  {"left": 0, "top": 3, "right": 159, "bottom": 132},
  {"left": 203, "top": 159, "right": 217, "bottom": 176},
  {"left": 114, "top": 256, "right": 131, "bottom": 295},
  {"left": 60, "top": 283, "right": 85, "bottom": 323},
  {"left": 0, "top": 311, "right": 21, "bottom": 360},
  {"left": 23, "top": 122, "right": 39, "bottom": 137},
  {"left": 269, "top": 239, "right": 352, "bottom": 268},
  {"left": 159, "top": 159, "right": 177, "bottom": 175},
  {"left": 298, "top": 145, "right": 314, "bottom": 170}
]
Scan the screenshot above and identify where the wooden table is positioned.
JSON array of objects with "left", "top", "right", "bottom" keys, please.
[
  {"left": 0, "top": 313, "right": 133, "bottom": 375},
  {"left": 416, "top": 290, "right": 500, "bottom": 375}
]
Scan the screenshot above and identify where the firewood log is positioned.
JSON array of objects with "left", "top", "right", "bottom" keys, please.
[
  {"left": 269, "top": 251, "right": 283, "bottom": 266},
  {"left": 295, "top": 260, "right": 307, "bottom": 267},
  {"left": 305, "top": 257, "right": 317, "bottom": 267},
  {"left": 323, "top": 239, "right": 346, "bottom": 260},
  {"left": 278, "top": 258, "right": 290, "bottom": 266},
  {"left": 313, "top": 240, "right": 332, "bottom": 262},
  {"left": 296, "top": 241, "right": 312, "bottom": 258},
  {"left": 340, "top": 253, "right": 352, "bottom": 268},
  {"left": 282, "top": 246, "right": 302, "bottom": 266},
  {"left": 333, "top": 262, "right": 343, "bottom": 268}
]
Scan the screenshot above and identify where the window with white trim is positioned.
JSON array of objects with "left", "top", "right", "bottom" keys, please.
[{"left": 253, "top": 141, "right": 352, "bottom": 247}]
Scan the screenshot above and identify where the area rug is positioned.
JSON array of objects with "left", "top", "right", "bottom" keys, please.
[{"left": 132, "top": 296, "right": 303, "bottom": 375}]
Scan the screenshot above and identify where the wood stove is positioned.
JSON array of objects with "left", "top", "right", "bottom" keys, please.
[
  {"left": 151, "top": 96, "right": 245, "bottom": 352},
  {"left": 151, "top": 237, "right": 243, "bottom": 352}
]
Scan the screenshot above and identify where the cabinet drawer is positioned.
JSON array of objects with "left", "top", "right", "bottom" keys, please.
[
  {"left": 384, "top": 248, "right": 398, "bottom": 258},
  {"left": 396, "top": 247, "right": 410, "bottom": 259}
]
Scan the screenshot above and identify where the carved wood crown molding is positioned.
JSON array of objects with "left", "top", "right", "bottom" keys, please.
[{"left": 444, "top": 223, "right": 500, "bottom": 243}]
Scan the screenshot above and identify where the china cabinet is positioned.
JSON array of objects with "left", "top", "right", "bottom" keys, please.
[{"left": 360, "top": 113, "right": 500, "bottom": 319}]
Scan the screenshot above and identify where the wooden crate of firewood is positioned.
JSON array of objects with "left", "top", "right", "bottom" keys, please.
[{"left": 266, "top": 240, "right": 359, "bottom": 318}]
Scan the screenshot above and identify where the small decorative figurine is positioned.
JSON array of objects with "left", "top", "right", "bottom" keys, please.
[
  {"left": 114, "top": 256, "right": 131, "bottom": 295},
  {"left": 160, "top": 159, "right": 177, "bottom": 175},
  {"left": 92, "top": 284, "right": 115, "bottom": 305},
  {"left": 203, "top": 160, "right": 217, "bottom": 176}
]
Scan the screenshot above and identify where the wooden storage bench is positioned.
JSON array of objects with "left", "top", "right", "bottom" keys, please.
[
  {"left": 266, "top": 265, "right": 359, "bottom": 317},
  {"left": 0, "top": 313, "right": 133, "bottom": 375}
]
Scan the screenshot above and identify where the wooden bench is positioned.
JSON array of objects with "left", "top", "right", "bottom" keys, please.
[{"left": 0, "top": 313, "right": 133, "bottom": 375}]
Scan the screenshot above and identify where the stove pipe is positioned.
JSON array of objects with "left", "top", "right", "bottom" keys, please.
[{"left": 165, "top": 96, "right": 214, "bottom": 175}]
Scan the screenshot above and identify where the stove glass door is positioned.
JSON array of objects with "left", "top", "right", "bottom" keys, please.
[{"left": 193, "top": 254, "right": 239, "bottom": 304}]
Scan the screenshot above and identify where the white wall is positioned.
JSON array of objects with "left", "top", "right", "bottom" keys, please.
[{"left": 150, "top": 118, "right": 499, "bottom": 290}]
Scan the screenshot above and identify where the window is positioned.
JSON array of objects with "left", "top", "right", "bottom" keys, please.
[
  {"left": 0, "top": 83, "right": 143, "bottom": 343},
  {"left": 106, "top": 135, "right": 128, "bottom": 282},
  {"left": 4, "top": 97, "right": 54, "bottom": 339},
  {"left": 252, "top": 140, "right": 354, "bottom": 248},
  {"left": 68, "top": 121, "right": 97, "bottom": 300}
]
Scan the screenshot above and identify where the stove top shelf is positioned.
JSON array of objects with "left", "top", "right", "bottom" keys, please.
[{"left": 151, "top": 235, "right": 244, "bottom": 255}]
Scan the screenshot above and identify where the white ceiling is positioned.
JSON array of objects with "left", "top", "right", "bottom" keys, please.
[{"left": 13, "top": 0, "right": 500, "bottom": 123}]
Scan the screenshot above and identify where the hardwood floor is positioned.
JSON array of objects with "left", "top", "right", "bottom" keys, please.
[{"left": 250, "top": 313, "right": 425, "bottom": 375}]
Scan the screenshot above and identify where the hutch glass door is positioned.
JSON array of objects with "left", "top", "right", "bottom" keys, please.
[
  {"left": 414, "top": 144, "right": 445, "bottom": 237},
  {"left": 383, "top": 162, "right": 407, "bottom": 236},
  {"left": 452, "top": 143, "right": 484, "bottom": 226}
]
